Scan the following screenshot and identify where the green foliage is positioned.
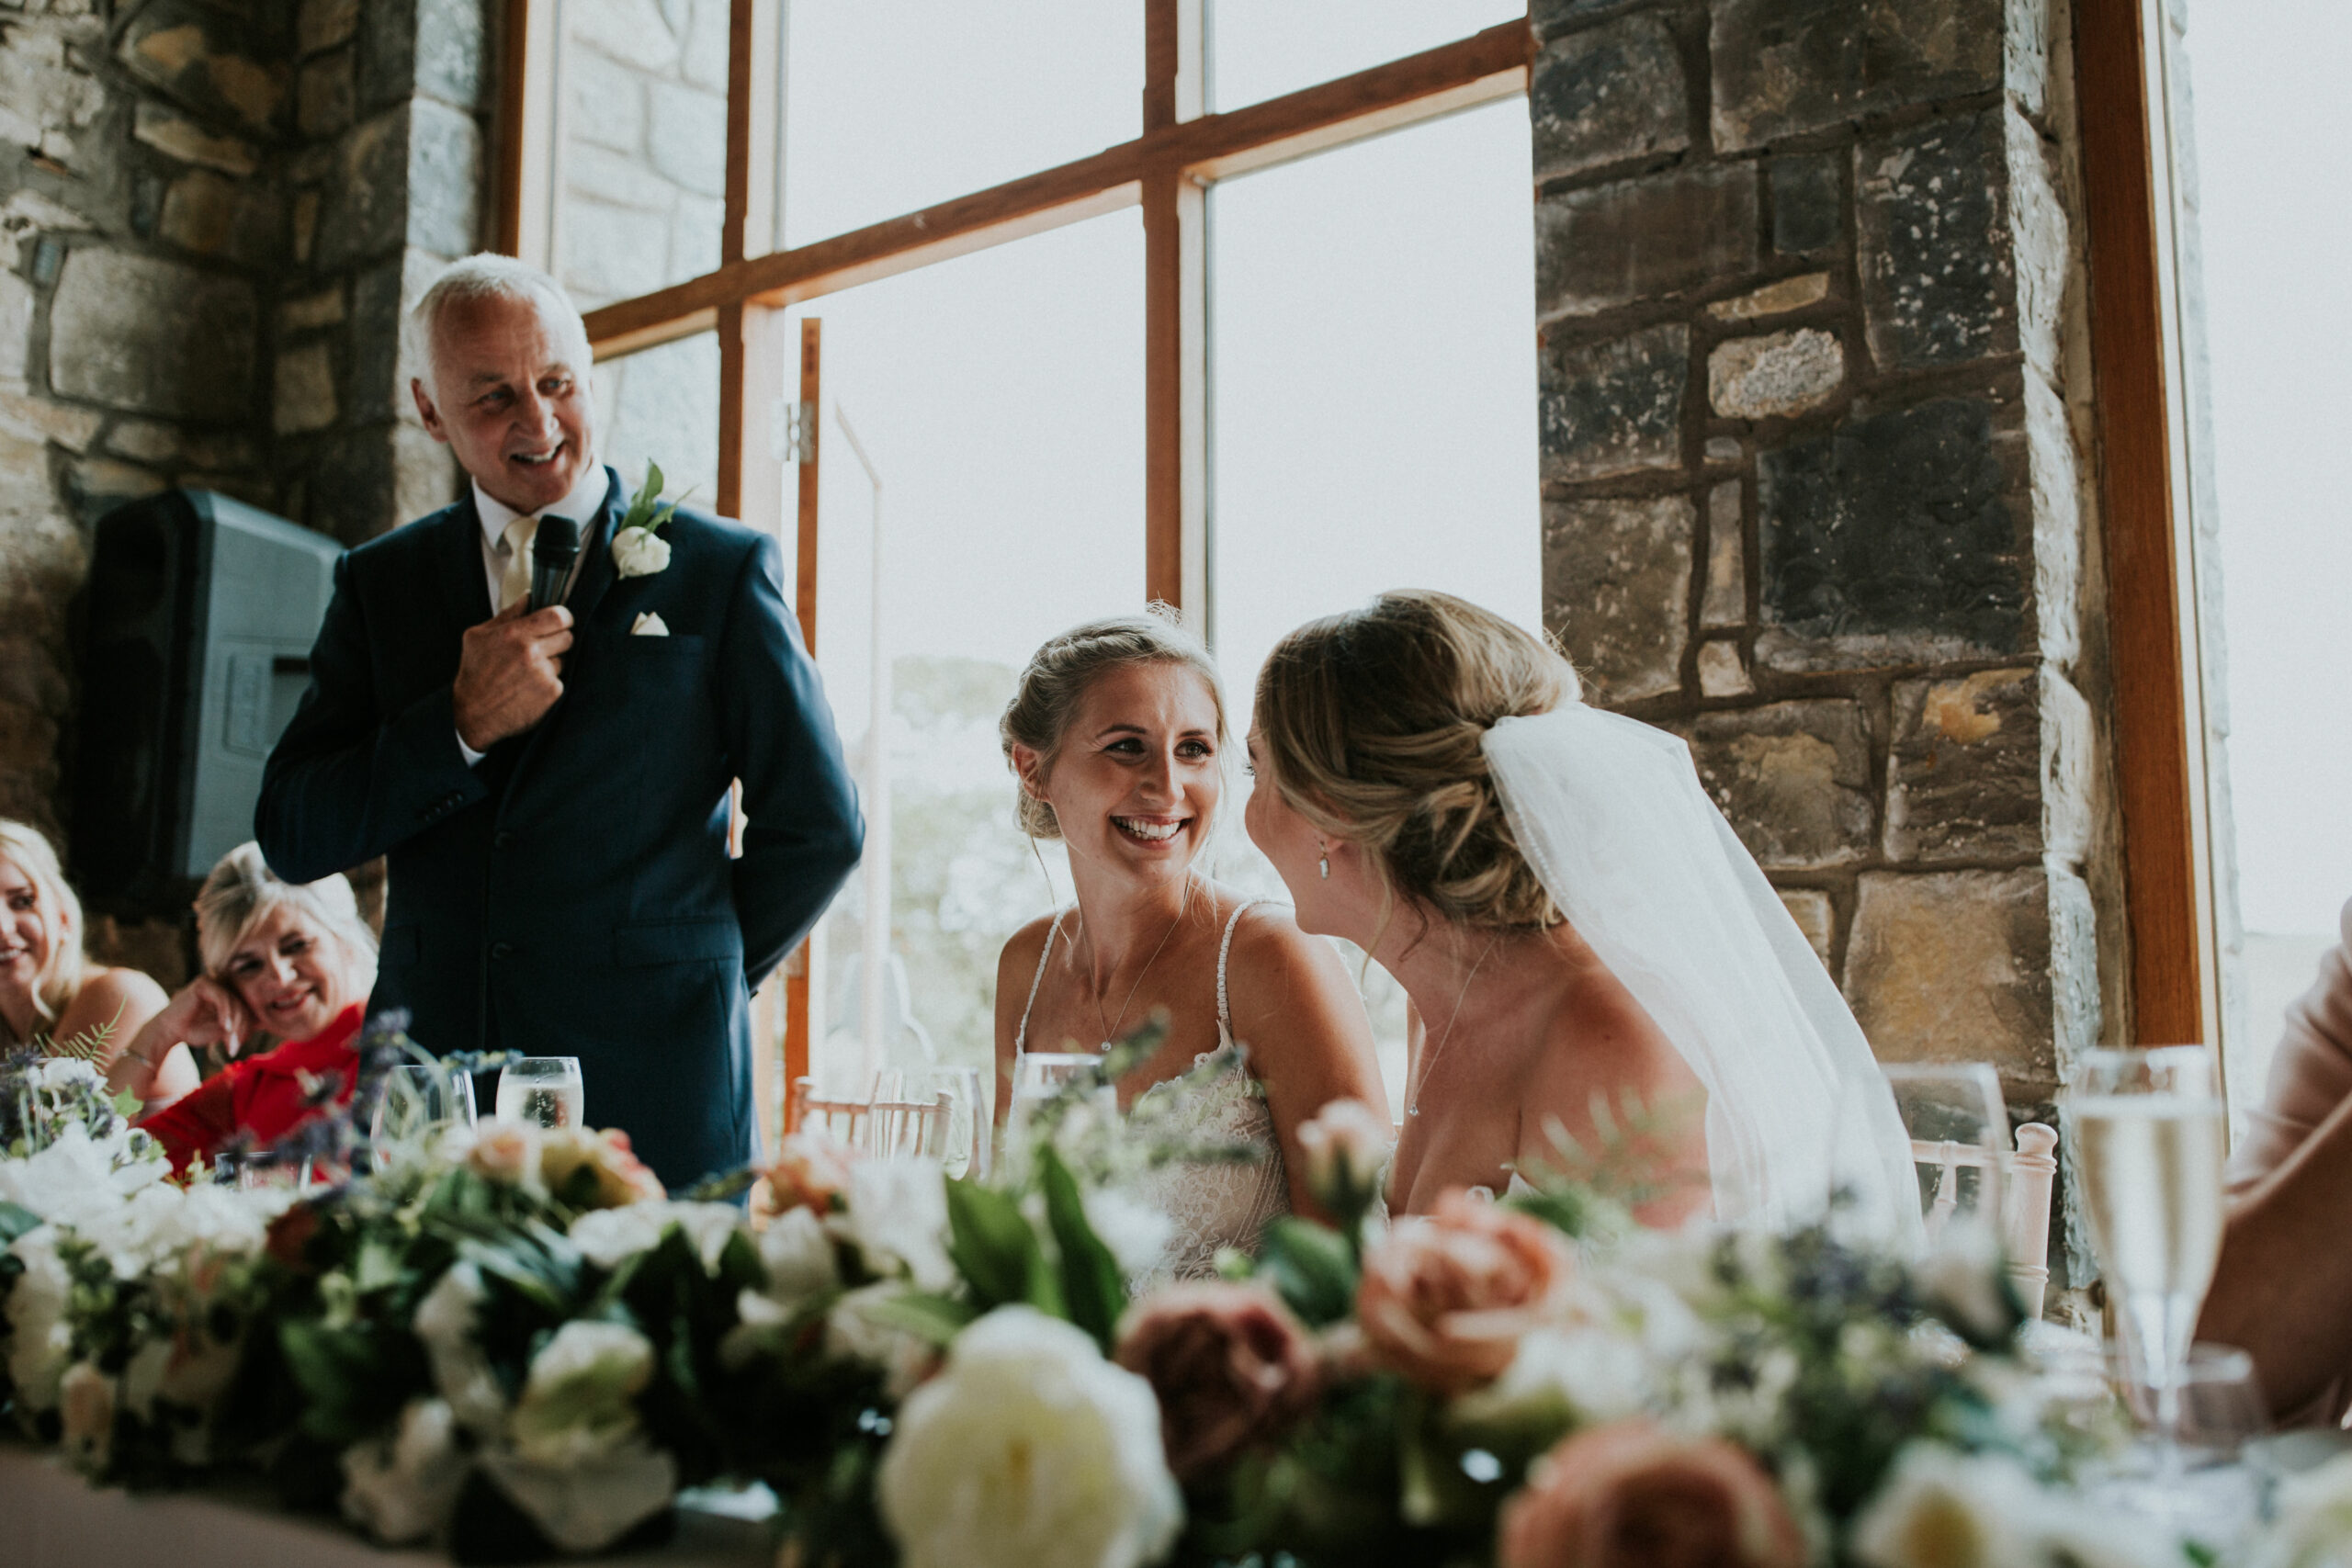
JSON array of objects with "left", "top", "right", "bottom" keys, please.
[
  {"left": 944, "top": 1176, "right": 1058, "bottom": 1314},
  {"left": 617, "top": 462, "right": 686, "bottom": 537},
  {"left": 1250, "top": 1218, "right": 1358, "bottom": 1328},
  {"left": 1038, "top": 1145, "right": 1127, "bottom": 1350}
]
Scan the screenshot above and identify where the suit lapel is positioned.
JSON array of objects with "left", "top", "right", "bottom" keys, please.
[
  {"left": 498, "top": 468, "right": 625, "bottom": 814},
  {"left": 436, "top": 494, "right": 492, "bottom": 632}
]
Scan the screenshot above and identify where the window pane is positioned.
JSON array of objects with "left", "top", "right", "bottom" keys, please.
[
  {"left": 1209, "top": 0, "right": 1520, "bottom": 112},
  {"left": 2194, "top": 5, "right": 2352, "bottom": 1067},
  {"left": 594, "top": 332, "right": 720, "bottom": 502},
  {"left": 777, "top": 213, "right": 1144, "bottom": 1088},
  {"left": 1208, "top": 99, "right": 1540, "bottom": 1106},
  {"left": 554, "top": 0, "right": 729, "bottom": 308},
  {"left": 780, "top": 0, "right": 1141, "bottom": 251}
]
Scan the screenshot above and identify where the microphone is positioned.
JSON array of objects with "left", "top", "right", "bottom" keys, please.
[{"left": 527, "top": 515, "right": 581, "bottom": 612}]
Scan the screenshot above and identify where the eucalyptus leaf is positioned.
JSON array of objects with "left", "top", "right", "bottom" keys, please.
[
  {"left": 1038, "top": 1145, "right": 1126, "bottom": 1350},
  {"left": 944, "top": 1176, "right": 1057, "bottom": 1314}
]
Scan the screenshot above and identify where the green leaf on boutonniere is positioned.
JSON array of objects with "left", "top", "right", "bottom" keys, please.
[{"left": 618, "top": 460, "right": 688, "bottom": 537}]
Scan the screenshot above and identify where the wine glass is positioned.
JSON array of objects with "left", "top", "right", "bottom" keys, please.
[
  {"left": 870, "top": 1066, "right": 989, "bottom": 1178},
  {"left": 371, "top": 1064, "right": 479, "bottom": 1149},
  {"left": 1004, "top": 1052, "right": 1111, "bottom": 1171},
  {"left": 2069, "top": 1045, "right": 2226, "bottom": 1502},
  {"left": 1883, "top": 1063, "right": 2009, "bottom": 1246},
  {"left": 496, "top": 1056, "right": 585, "bottom": 1129}
]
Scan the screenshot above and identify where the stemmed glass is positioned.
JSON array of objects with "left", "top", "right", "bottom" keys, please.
[
  {"left": 1003, "top": 1052, "right": 1112, "bottom": 1172},
  {"left": 868, "top": 1066, "right": 989, "bottom": 1179},
  {"left": 496, "top": 1056, "right": 585, "bottom": 1129},
  {"left": 2068, "top": 1045, "right": 2226, "bottom": 1501},
  {"left": 370, "top": 1064, "right": 478, "bottom": 1149},
  {"left": 1883, "top": 1063, "right": 2009, "bottom": 1246}
]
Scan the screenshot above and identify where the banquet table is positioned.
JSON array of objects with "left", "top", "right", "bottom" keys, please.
[{"left": 0, "top": 1445, "right": 776, "bottom": 1568}]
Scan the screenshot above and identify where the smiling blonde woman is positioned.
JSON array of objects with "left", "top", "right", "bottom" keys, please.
[{"left": 0, "top": 818, "right": 169, "bottom": 1066}]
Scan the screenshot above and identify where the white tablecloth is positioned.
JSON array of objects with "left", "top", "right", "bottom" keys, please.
[{"left": 0, "top": 1446, "right": 775, "bottom": 1568}]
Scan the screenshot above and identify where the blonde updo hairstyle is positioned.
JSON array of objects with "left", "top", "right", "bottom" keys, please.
[
  {"left": 1001, "top": 608, "right": 1228, "bottom": 841},
  {"left": 1253, "top": 591, "right": 1578, "bottom": 931},
  {"left": 0, "top": 818, "right": 87, "bottom": 1031},
  {"left": 195, "top": 843, "right": 378, "bottom": 1004}
]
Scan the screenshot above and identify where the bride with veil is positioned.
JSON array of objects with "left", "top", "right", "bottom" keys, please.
[{"left": 1240, "top": 590, "right": 1921, "bottom": 1244}]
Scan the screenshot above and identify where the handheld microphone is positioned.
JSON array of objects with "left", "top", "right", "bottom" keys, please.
[{"left": 527, "top": 515, "right": 581, "bottom": 612}]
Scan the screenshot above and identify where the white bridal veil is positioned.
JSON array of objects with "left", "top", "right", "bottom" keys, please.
[{"left": 1484, "top": 705, "right": 1923, "bottom": 1247}]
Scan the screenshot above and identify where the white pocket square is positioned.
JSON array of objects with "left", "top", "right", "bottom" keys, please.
[{"left": 630, "top": 612, "right": 669, "bottom": 637}]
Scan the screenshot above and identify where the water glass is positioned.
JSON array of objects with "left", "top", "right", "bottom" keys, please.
[
  {"left": 371, "top": 1064, "right": 479, "bottom": 1148},
  {"left": 1883, "top": 1063, "right": 2010, "bottom": 1245},
  {"left": 869, "top": 1066, "right": 989, "bottom": 1179},
  {"left": 2068, "top": 1045, "right": 2226, "bottom": 1494},
  {"left": 495, "top": 1056, "right": 586, "bottom": 1130}
]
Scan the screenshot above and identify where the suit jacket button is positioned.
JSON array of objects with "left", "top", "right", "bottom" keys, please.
[{"left": 490, "top": 942, "right": 514, "bottom": 960}]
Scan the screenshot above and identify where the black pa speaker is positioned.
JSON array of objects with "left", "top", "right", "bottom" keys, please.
[{"left": 72, "top": 490, "right": 342, "bottom": 911}]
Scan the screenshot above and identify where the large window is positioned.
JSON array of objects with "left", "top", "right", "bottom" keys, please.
[{"left": 505, "top": 0, "right": 1542, "bottom": 1122}]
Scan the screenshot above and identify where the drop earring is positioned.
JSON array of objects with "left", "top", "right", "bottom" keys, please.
[{"left": 1317, "top": 844, "right": 1330, "bottom": 880}]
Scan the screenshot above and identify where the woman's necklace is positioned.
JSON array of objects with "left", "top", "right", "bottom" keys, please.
[
  {"left": 1078, "top": 888, "right": 1189, "bottom": 1044},
  {"left": 1407, "top": 935, "right": 1500, "bottom": 1118}
]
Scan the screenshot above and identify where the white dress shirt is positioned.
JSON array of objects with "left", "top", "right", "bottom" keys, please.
[{"left": 457, "top": 464, "right": 613, "bottom": 765}]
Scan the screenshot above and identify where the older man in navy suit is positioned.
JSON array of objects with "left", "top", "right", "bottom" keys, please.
[{"left": 257, "top": 254, "right": 862, "bottom": 1190}]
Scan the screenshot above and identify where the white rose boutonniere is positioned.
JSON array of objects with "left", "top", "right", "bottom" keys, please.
[{"left": 611, "top": 462, "right": 687, "bottom": 581}]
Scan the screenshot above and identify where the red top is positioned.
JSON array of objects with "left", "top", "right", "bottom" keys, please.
[{"left": 138, "top": 1005, "right": 367, "bottom": 1174}]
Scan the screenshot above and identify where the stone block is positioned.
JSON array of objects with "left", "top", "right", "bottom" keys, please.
[
  {"left": 0, "top": 271, "right": 29, "bottom": 391},
  {"left": 561, "top": 197, "right": 671, "bottom": 307},
  {"left": 49, "top": 249, "right": 257, "bottom": 421},
  {"left": 0, "top": 17, "right": 107, "bottom": 160},
  {"left": 299, "top": 49, "right": 356, "bottom": 136},
  {"left": 683, "top": 0, "right": 729, "bottom": 90},
  {"left": 106, "top": 419, "right": 181, "bottom": 463},
  {"left": 405, "top": 98, "right": 481, "bottom": 256},
  {"left": 1845, "top": 868, "right": 2059, "bottom": 1092},
  {"left": 292, "top": 188, "right": 322, "bottom": 264},
  {"left": 1531, "top": 15, "right": 1689, "bottom": 183},
  {"left": 1770, "top": 153, "right": 1841, "bottom": 254},
  {"left": 132, "top": 102, "right": 257, "bottom": 175},
  {"left": 303, "top": 426, "right": 394, "bottom": 543},
  {"left": 68, "top": 457, "right": 169, "bottom": 521},
  {"left": 566, "top": 44, "right": 647, "bottom": 156},
  {"left": 1689, "top": 699, "right": 1873, "bottom": 869},
  {"left": 1539, "top": 323, "right": 1687, "bottom": 481},
  {"left": 1756, "top": 396, "right": 2026, "bottom": 671},
  {"left": 392, "top": 421, "right": 460, "bottom": 533},
  {"left": 348, "top": 258, "right": 406, "bottom": 421},
  {"left": 2007, "top": 104, "right": 2068, "bottom": 383},
  {"left": 1778, "top": 888, "right": 1835, "bottom": 967},
  {"left": 1708, "top": 272, "right": 1830, "bottom": 321},
  {"left": 1711, "top": 0, "right": 2005, "bottom": 152},
  {"left": 572, "top": 0, "right": 683, "bottom": 73},
  {"left": 300, "top": 0, "right": 361, "bottom": 55},
  {"left": 668, "top": 196, "right": 725, "bottom": 282},
  {"left": 1696, "top": 640, "right": 1750, "bottom": 696},
  {"left": 1536, "top": 165, "right": 1759, "bottom": 321},
  {"left": 1703, "top": 434, "right": 1742, "bottom": 464},
  {"left": 275, "top": 340, "right": 339, "bottom": 434},
  {"left": 280, "top": 288, "right": 347, "bottom": 333},
  {"left": 416, "top": 0, "right": 487, "bottom": 108},
  {"left": 648, "top": 82, "right": 728, "bottom": 199},
  {"left": 1543, "top": 493, "right": 1693, "bottom": 704},
  {"left": 1858, "top": 110, "right": 2016, "bottom": 370},
  {"left": 565, "top": 142, "right": 684, "bottom": 215},
  {"left": 1885, "top": 667, "right": 2040, "bottom": 861},
  {"left": 2040, "top": 667, "right": 2095, "bottom": 867},
  {"left": 1701, "top": 479, "right": 1743, "bottom": 626},
  {"left": 359, "top": 0, "right": 418, "bottom": 111},
  {"left": 317, "top": 109, "right": 407, "bottom": 267},
  {"left": 159, "top": 170, "right": 237, "bottom": 254},
  {"left": 1708, "top": 328, "right": 1844, "bottom": 420},
  {"left": 1, "top": 190, "right": 96, "bottom": 272},
  {"left": 0, "top": 390, "right": 103, "bottom": 454},
  {"left": 119, "top": 4, "right": 287, "bottom": 131}
]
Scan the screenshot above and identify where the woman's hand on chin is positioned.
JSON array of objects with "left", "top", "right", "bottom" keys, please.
[{"left": 162, "top": 976, "right": 258, "bottom": 1056}]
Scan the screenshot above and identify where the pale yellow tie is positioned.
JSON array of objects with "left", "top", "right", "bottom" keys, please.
[{"left": 497, "top": 514, "right": 538, "bottom": 612}]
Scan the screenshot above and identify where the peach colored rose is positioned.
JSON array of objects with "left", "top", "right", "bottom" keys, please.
[
  {"left": 1498, "top": 1419, "right": 1806, "bottom": 1568},
  {"left": 463, "top": 1119, "right": 544, "bottom": 1189},
  {"left": 540, "top": 1128, "right": 664, "bottom": 1209},
  {"left": 1357, "top": 1189, "right": 1573, "bottom": 1393},
  {"left": 762, "top": 1133, "right": 857, "bottom": 1217},
  {"left": 1296, "top": 1099, "right": 1394, "bottom": 1213},
  {"left": 1114, "top": 1282, "right": 1322, "bottom": 1483}
]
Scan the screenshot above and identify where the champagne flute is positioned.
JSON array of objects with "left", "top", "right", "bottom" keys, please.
[
  {"left": 2069, "top": 1045, "right": 2225, "bottom": 1496},
  {"left": 496, "top": 1056, "right": 585, "bottom": 1129}
]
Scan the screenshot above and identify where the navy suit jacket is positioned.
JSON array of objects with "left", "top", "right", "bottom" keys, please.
[{"left": 256, "top": 468, "right": 862, "bottom": 1189}]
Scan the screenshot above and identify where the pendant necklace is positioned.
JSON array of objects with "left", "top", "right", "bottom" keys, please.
[
  {"left": 1407, "top": 935, "right": 1499, "bottom": 1117},
  {"left": 1080, "top": 882, "right": 1190, "bottom": 1044}
]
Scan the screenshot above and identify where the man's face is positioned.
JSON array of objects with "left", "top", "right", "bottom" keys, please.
[{"left": 412, "top": 288, "right": 596, "bottom": 516}]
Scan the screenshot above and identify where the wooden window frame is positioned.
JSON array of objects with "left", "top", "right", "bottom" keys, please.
[{"left": 2075, "top": 0, "right": 2222, "bottom": 1047}]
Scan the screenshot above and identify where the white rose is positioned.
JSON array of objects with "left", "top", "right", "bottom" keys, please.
[
  {"left": 35, "top": 1057, "right": 100, "bottom": 1089},
  {"left": 1453, "top": 1326, "right": 1651, "bottom": 1432},
  {"left": 509, "top": 1320, "right": 654, "bottom": 1467},
  {"left": 6, "top": 1227, "right": 74, "bottom": 1411},
  {"left": 1849, "top": 1444, "right": 2041, "bottom": 1568},
  {"left": 1080, "top": 1188, "right": 1173, "bottom": 1280},
  {"left": 413, "top": 1262, "right": 506, "bottom": 1437},
  {"left": 876, "top": 1306, "right": 1182, "bottom": 1568},
  {"left": 478, "top": 1443, "right": 678, "bottom": 1555},
  {"left": 610, "top": 527, "right": 672, "bottom": 579},
  {"left": 824, "top": 1283, "right": 942, "bottom": 1398},
  {"left": 834, "top": 1157, "right": 956, "bottom": 1292},
  {"left": 59, "top": 1360, "right": 116, "bottom": 1472},
  {"left": 0, "top": 1127, "right": 128, "bottom": 1226},
  {"left": 757, "top": 1203, "right": 840, "bottom": 1305},
  {"left": 341, "top": 1398, "right": 469, "bottom": 1545},
  {"left": 2251, "top": 1450, "right": 2352, "bottom": 1568},
  {"left": 1295, "top": 1098, "right": 1394, "bottom": 1209},
  {"left": 570, "top": 1199, "right": 743, "bottom": 1272}
]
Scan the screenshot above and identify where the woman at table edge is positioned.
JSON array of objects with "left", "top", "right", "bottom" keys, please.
[
  {"left": 122, "top": 842, "right": 379, "bottom": 1173},
  {"left": 0, "top": 819, "right": 172, "bottom": 1086},
  {"left": 2202, "top": 896, "right": 2352, "bottom": 1425}
]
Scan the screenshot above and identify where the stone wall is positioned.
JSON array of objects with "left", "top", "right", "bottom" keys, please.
[
  {"left": 0, "top": 0, "right": 492, "bottom": 966},
  {"left": 1531, "top": 0, "right": 2123, "bottom": 1116}
]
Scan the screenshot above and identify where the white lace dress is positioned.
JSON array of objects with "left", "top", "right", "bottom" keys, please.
[{"left": 1012, "top": 900, "right": 1290, "bottom": 1281}]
